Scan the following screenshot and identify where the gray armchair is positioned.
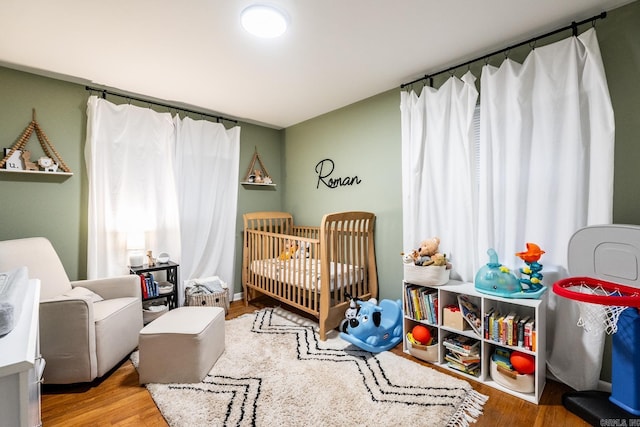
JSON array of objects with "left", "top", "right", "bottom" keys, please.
[{"left": 0, "top": 237, "right": 142, "bottom": 384}]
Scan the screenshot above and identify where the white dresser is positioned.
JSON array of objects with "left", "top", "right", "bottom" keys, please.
[{"left": 0, "top": 280, "right": 43, "bottom": 427}]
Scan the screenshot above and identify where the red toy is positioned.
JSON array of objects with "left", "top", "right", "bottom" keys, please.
[
  {"left": 411, "top": 325, "right": 432, "bottom": 345},
  {"left": 510, "top": 351, "right": 535, "bottom": 375}
]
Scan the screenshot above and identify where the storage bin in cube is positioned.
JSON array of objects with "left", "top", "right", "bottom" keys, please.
[{"left": 443, "top": 305, "right": 468, "bottom": 330}]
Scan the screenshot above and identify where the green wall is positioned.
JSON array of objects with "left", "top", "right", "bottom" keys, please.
[
  {"left": 283, "top": 1, "right": 640, "bottom": 302},
  {"left": 283, "top": 89, "right": 403, "bottom": 300},
  {"left": 0, "top": 66, "right": 283, "bottom": 289},
  {"left": 0, "top": 69, "right": 87, "bottom": 279},
  {"left": 1, "top": 1, "right": 638, "bottom": 322}
]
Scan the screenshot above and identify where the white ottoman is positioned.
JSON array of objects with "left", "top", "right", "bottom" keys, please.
[{"left": 138, "top": 306, "right": 225, "bottom": 384}]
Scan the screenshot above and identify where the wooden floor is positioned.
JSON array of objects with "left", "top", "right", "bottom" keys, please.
[{"left": 41, "top": 297, "right": 590, "bottom": 427}]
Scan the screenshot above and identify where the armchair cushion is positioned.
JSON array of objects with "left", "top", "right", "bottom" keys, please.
[
  {"left": 0, "top": 237, "right": 143, "bottom": 384},
  {"left": 62, "top": 286, "right": 104, "bottom": 303}
]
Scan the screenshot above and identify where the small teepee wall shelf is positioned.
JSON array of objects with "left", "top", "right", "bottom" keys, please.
[
  {"left": 241, "top": 147, "right": 275, "bottom": 187},
  {"left": 0, "top": 109, "right": 73, "bottom": 176}
]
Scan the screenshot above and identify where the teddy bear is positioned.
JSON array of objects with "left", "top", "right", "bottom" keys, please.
[
  {"left": 278, "top": 239, "right": 297, "bottom": 261},
  {"left": 414, "top": 237, "right": 441, "bottom": 266}
]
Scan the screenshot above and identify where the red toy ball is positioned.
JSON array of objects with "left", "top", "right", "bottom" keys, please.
[
  {"left": 411, "top": 325, "right": 431, "bottom": 345},
  {"left": 510, "top": 351, "right": 535, "bottom": 375}
]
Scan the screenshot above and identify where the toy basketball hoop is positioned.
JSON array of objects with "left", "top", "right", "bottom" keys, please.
[
  {"left": 553, "top": 276, "right": 640, "bottom": 335},
  {"left": 554, "top": 275, "right": 640, "bottom": 417}
]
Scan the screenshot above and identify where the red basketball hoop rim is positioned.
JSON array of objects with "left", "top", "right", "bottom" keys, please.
[{"left": 553, "top": 276, "right": 640, "bottom": 307}]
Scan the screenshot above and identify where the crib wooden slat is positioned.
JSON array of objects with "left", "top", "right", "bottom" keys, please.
[{"left": 243, "top": 211, "right": 377, "bottom": 341}]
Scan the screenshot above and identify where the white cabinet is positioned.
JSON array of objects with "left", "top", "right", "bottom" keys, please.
[
  {"left": 402, "top": 280, "right": 546, "bottom": 404},
  {"left": 0, "top": 280, "right": 43, "bottom": 427}
]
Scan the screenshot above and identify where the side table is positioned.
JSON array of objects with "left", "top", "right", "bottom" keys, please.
[{"left": 130, "top": 261, "right": 179, "bottom": 310}]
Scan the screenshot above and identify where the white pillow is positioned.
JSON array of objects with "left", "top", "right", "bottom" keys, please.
[{"left": 64, "top": 286, "right": 104, "bottom": 303}]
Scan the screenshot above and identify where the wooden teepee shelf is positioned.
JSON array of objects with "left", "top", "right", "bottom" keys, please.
[
  {"left": 0, "top": 109, "right": 73, "bottom": 176},
  {"left": 241, "top": 148, "right": 275, "bottom": 187}
]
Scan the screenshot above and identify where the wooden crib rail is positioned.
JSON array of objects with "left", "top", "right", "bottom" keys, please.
[
  {"left": 243, "top": 211, "right": 293, "bottom": 235},
  {"left": 242, "top": 210, "right": 378, "bottom": 341},
  {"left": 243, "top": 228, "right": 321, "bottom": 314},
  {"left": 319, "top": 211, "right": 377, "bottom": 338}
]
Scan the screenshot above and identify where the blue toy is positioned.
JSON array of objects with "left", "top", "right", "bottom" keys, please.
[
  {"left": 474, "top": 245, "right": 548, "bottom": 299},
  {"left": 339, "top": 295, "right": 403, "bottom": 353}
]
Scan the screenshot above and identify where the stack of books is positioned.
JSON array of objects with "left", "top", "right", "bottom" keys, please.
[{"left": 443, "top": 334, "right": 480, "bottom": 377}]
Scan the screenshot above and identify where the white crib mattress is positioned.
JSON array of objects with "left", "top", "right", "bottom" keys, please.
[{"left": 250, "top": 258, "right": 362, "bottom": 291}]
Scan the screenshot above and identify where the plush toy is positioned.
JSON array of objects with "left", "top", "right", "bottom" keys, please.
[
  {"left": 431, "top": 252, "right": 447, "bottom": 267},
  {"left": 296, "top": 240, "right": 310, "bottom": 258},
  {"left": 339, "top": 292, "right": 363, "bottom": 332},
  {"left": 253, "top": 169, "right": 264, "bottom": 183},
  {"left": 339, "top": 296, "right": 403, "bottom": 353},
  {"left": 278, "top": 240, "right": 297, "bottom": 261},
  {"left": 400, "top": 250, "right": 417, "bottom": 264},
  {"left": 415, "top": 237, "right": 441, "bottom": 266}
]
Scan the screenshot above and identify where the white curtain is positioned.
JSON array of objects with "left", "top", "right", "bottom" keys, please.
[
  {"left": 478, "top": 28, "right": 614, "bottom": 390},
  {"left": 86, "top": 97, "right": 241, "bottom": 308},
  {"left": 400, "top": 28, "right": 614, "bottom": 391},
  {"left": 174, "top": 116, "right": 240, "bottom": 305},
  {"left": 400, "top": 71, "right": 479, "bottom": 282},
  {"left": 85, "top": 96, "right": 181, "bottom": 278}
]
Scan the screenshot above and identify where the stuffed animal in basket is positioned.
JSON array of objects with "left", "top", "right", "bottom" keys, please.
[
  {"left": 414, "top": 237, "right": 441, "bottom": 266},
  {"left": 339, "top": 295, "right": 403, "bottom": 353}
]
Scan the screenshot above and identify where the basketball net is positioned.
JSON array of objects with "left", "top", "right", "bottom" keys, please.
[{"left": 573, "top": 283, "right": 629, "bottom": 335}]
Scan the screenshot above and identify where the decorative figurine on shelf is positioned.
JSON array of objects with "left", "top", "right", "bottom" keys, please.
[
  {"left": 253, "top": 169, "right": 264, "bottom": 183},
  {"left": 21, "top": 150, "right": 39, "bottom": 171},
  {"left": 515, "top": 243, "right": 545, "bottom": 294},
  {"left": 474, "top": 244, "right": 547, "bottom": 299},
  {"left": 37, "top": 156, "right": 59, "bottom": 172},
  {"left": 146, "top": 250, "right": 155, "bottom": 266}
]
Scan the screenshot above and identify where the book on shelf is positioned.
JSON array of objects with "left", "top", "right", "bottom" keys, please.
[
  {"left": 445, "top": 353, "right": 481, "bottom": 376},
  {"left": 484, "top": 307, "right": 494, "bottom": 339},
  {"left": 421, "top": 288, "right": 438, "bottom": 324},
  {"left": 445, "top": 348, "right": 481, "bottom": 364},
  {"left": 443, "top": 334, "right": 480, "bottom": 356},
  {"left": 517, "top": 316, "right": 530, "bottom": 348},
  {"left": 524, "top": 319, "right": 536, "bottom": 351},
  {"left": 140, "top": 272, "right": 159, "bottom": 298},
  {"left": 139, "top": 274, "right": 148, "bottom": 299},
  {"left": 457, "top": 295, "right": 482, "bottom": 336},
  {"left": 404, "top": 285, "right": 438, "bottom": 324}
]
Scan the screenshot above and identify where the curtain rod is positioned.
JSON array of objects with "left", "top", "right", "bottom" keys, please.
[
  {"left": 85, "top": 86, "right": 238, "bottom": 124},
  {"left": 400, "top": 11, "right": 607, "bottom": 89}
]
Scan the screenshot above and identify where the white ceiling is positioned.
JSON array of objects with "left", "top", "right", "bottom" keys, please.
[{"left": 0, "top": 0, "right": 633, "bottom": 129}]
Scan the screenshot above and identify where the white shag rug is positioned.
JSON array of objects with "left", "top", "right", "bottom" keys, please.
[{"left": 131, "top": 307, "right": 487, "bottom": 427}]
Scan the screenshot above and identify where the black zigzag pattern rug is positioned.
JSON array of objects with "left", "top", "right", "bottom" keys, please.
[{"left": 133, "top": 307, "right": 487, "bottom": 427}]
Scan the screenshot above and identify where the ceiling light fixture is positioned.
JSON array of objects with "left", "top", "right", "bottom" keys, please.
[{"left": 241, "top": 4, "right": 289, "bottom": 38}]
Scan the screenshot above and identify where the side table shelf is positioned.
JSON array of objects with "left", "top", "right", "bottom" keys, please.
[
  {"left": 402, "top": 280, "right": 547, "bottom": 404},
  {"left": 130, "top": 261, "right": 179, "bottom": 310}
]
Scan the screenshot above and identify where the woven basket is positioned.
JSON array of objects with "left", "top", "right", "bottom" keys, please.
[
  {"left": 407, "top": 339, "right": 439, "bottom": 362},
  {"left": 142, "top": 303, "right": 168, "bottom": 324},
  {"left": 403, "top": 264, "right": 450, "bottom": 286},
  {"left": 185, "top": 289, "right": 229, "bottom": 313}
]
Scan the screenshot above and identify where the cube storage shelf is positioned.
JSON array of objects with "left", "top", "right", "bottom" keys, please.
[{"left": 402, "top": 279, "right": 547, "bottom": 404}]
